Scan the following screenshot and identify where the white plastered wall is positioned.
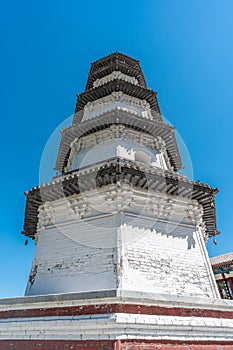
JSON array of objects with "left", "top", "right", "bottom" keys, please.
[
  {"left": 25, "top": 186, "right": 219, "bottom": 299},
  {"left": 71, "top": 139, "right": 167, "bottom": 170}
]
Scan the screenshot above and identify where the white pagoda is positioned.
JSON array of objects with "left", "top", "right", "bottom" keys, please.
[{"left": 0, "top": 52, "right": 232, "bottom": 350}]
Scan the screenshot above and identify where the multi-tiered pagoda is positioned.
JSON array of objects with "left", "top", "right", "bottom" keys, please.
[{"left": 0, "top": 52, "right": 233, "bottom": 350}]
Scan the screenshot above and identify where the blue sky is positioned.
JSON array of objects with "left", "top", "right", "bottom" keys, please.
[{"left": 1, "top": 0, "right": 233, "bottom": 298}]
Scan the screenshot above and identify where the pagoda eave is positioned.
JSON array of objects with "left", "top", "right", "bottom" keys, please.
[
  {"left": 56, "top": 112, "right": 182, "bottom": 172},
  {"left": 86, "top": 51, "right": 147, "bottom": 89},
  {"left": 75, "top": 79, "right": 160, "bottom": 113},
  {"left": 23, "top": 158, "right": 219, "bottom": 240}
]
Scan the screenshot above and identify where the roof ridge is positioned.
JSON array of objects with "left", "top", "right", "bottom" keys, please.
[{"left": 90, "top": 51, "right": 140, "bottom": 67}]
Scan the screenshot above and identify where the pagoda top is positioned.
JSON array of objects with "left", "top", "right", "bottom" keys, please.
[
  {"left": 85, "top": 51, "right": 147, "bottom": 90},
  {"left": 55, "top": 52, "right": 182, "bottom": 172}
]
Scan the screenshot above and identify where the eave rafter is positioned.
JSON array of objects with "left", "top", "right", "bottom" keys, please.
[
  {"left": 23, "top": 158, "right": 219, "bottom": 240},
  {"left": 74, "top": 79, "right": 161, "bottom": 116}
]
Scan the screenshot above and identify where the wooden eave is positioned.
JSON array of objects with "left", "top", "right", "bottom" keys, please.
[
  {"left": 55, "top": 110, "right": 182, "bottom": 172},
  {"left": 86, "top": 52, "right": 146, "bottom": 89},
  {"left": 75, "top": 79, "right": 160, "bottom": 114},
  {"left": 86, "top": 62, "right": 147, "bottom": 90},
  {"left": 90, "top": 52, "right": 141, "bottom": 71},
  {"left": 23, "top": 158, "right": 219, "bottom": 240},
  {"left": 212, "top": 260, "right": 233, "bottom": 269}
]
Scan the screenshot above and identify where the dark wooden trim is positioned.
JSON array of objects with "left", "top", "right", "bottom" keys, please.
[{"left": 23, "top": 158, "right": 218, "bottom": 240}]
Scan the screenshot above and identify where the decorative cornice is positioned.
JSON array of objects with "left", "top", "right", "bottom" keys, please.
[
  {"left": 36, "top": 184, "right": 205, "bottom": 233},
  {"left": 72, "top": 125, "right": 166, "bottom": 151},
  {"left": 82, "top": 92, "right": 153, "bottom": 121},
  {"left": 37, "top": 198, "right": 90, "bottom": 232},
  {"left": 93, "top": 71, "right": 139, "bottom": 88}
]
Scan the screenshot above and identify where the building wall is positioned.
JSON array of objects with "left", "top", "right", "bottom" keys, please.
[
  {"left": 217, "top": 277, "right": 233, "bottom": 299},
  {"left": 211, "top": 254, "right": 233, "bottom": 300}
]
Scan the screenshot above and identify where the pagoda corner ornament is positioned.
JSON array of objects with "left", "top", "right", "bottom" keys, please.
[{"left": 1, "top": 52, "right": 233, "bottom": 350}]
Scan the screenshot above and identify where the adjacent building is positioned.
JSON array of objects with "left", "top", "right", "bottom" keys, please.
[{"left": 211, "top": 252, "right": 233, "bottom": 299}]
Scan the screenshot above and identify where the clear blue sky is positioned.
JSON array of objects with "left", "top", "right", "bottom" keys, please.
[{"left": 1, "top": 0, "right": 233, "bottom": 298}]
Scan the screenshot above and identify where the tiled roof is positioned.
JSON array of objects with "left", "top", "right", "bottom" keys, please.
[
  {"left": 210, "top": 252, "right": 233, "bottom": 266},
  {"left": 86, "top": 51, "right": 147, "bottom": 90}
]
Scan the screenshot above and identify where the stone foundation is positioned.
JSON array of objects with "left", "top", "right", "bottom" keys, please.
[
  {"left": 1, "top": 340, "right": 233, "bottom": 350},
  {"left": 0, "top": 292, "right": 233, "bottom": 348}
]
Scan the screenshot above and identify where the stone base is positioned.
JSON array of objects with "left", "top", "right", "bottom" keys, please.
[
  {"left": 0, "top": 291, "right": 233, "bottom": 349},
  {"left": 1, "top": 340, "right": 233, "bottom": 350}
]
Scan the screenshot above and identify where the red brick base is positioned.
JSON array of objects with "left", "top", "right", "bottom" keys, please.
[{"left": 1, "top": 340, "right": 233, "bottom": 350}]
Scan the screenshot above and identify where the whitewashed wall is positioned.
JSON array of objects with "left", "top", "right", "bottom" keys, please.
[
  {"left": 26, "top": 215, "right": 118, "bottom": 296},
  {"left": 120, "top": 214, "right": 217, "bottom": 298},
  {"left": 71, "top": 139, "right": 167, "bottom": 170},
  {"left": 26, "top": 186, "right": 219, "bottom": 298}
]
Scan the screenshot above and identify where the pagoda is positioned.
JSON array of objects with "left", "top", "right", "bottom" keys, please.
[{"left": 0, "top": 52, "right": 233, "bottom": 350}]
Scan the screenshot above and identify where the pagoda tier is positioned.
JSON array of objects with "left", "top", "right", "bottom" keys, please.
[
  {"left": 85, "top": 51, "right": 147, "bottom": 90},
  {"left": 74, "top": 79, "right": 161, "bottom": 114},
  {"left": 56, "top": 110, "right": 182, "bottom": 172},
  {"left": 23, "top": 157, "right": 218, "bottom": 240}
]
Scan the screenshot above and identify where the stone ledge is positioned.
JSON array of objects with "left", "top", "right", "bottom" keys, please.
[{"left": 0, "top": 290, "right": 232, "bottom": 312}]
